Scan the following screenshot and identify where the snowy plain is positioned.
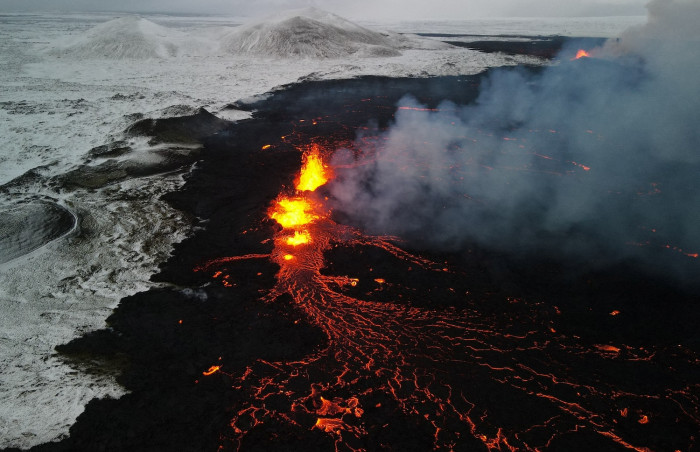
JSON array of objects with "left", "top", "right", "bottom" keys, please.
[{"left": 0, "top": 10, "right": 644, "bottom": 449}]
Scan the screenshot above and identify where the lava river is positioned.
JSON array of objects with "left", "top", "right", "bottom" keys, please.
[{"left": 195, "top": 143, "right": 699, "bottom": 451}]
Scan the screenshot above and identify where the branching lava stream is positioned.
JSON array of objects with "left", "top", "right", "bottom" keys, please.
[{"left": 194, "top": 141, "right": 699, "bottom": 452}]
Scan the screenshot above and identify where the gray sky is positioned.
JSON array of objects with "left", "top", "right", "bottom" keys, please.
[{"left": 1, "top": 0, "right": 648, "bottom": 19}]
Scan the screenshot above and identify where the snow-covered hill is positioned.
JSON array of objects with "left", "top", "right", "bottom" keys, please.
[
  {"left": 49, "top": 16, "right": 213, "bottom": 59},
  {"left": 47, "top": 10, "right": 451, "bottom": 60},
  {"left": 220, "top": 7, "right": 404, "bottom": 58}
]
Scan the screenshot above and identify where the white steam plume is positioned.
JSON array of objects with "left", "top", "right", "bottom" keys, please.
[{"left": 328, "top": 0, "right": 700, "bottom": 286}]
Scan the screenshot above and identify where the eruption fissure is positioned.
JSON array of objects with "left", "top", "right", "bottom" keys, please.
[{"left": 196, "top": 136, "right": 697, "bottom": 451}]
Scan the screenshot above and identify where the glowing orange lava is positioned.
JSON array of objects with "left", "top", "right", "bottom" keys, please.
[
  {"left": 573, "top": 49, "right": 591, "bottom": 60},
  {"left": 296, "top": 144, "right": 330, "bottom": 192},
  {"left": 269, "top": 197, "right": 316, "bottom": 229},
  {"left": 202, "top": 365, "right": 220, "bottom": 376},
  {"left": 269, "top": 144, "right": 331, "bottom": 232},
  {"left": 314, "top": 417, "right": 346, "bottom": 434},
  {"left": 286, "top": 230, "right": 311, "bottom": 246}
]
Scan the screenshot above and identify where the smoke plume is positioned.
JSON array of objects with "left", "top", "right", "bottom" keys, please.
[{"left": 328, "top": 0, "right": 700, "bottom": 286}]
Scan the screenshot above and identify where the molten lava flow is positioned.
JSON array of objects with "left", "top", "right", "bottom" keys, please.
[
  {"left": 314, "top": 417, "right": 346, "bottom": 434},
  {"left": 286, "top": 230, "right": 311, "bottom": 246},
  {"left": 573, "top": 49, "right": 591, "bottom": 60},
  {"left": 296, "top": 143, "right": 330, "bottom": 192},
  {"left": 198, "top": 137, "right": 699, "bottom": 452},
  {"left": 202, "top": 365, "right": 220, "bottom": 376},
  {"left": 269, "top": 197, "right": 316, "bottom": 229}
]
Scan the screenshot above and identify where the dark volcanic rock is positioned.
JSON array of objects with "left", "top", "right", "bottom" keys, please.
[
  {"left": 86, "top": 140, "right": 131, "bottom": 160},
  {"left": 56, "top": 109, "right": 233, "bottom": 190},
  {"left": 126, "top": 107, "right": 231, "bottom": 145},
  {"left": 446, "top": 36, "right": 607, "bottom": 59},
  {"left": 56, "top": 149, "right": 201, "bottom": 190},
  {"left": 45, "top": 286, "right": 325, "bottom": 452}
]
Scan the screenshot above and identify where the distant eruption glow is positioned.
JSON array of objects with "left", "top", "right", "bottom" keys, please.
[{"left": 572, "top": 49, "right": 591, "bottom": 60}]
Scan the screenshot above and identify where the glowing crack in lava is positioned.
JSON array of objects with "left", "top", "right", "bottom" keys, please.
[{"left": 197, "top": 142, "right": 698, "bottom": 451}]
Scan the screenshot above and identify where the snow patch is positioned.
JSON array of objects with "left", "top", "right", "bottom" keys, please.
[{"left": 215, "top": 108, "right": 253, "bottom": 122}]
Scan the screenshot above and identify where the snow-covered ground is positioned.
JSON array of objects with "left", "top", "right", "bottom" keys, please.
[
  {"left": 363, "top": 15, "right": 646, "bottom": 37},
  {"left": 0, "top": 10, "right": 637, "bottom": 449}
]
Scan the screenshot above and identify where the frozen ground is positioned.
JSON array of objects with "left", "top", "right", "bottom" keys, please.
[{"left": 0, "top": 11, "right": 634, "bottom": 449}]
